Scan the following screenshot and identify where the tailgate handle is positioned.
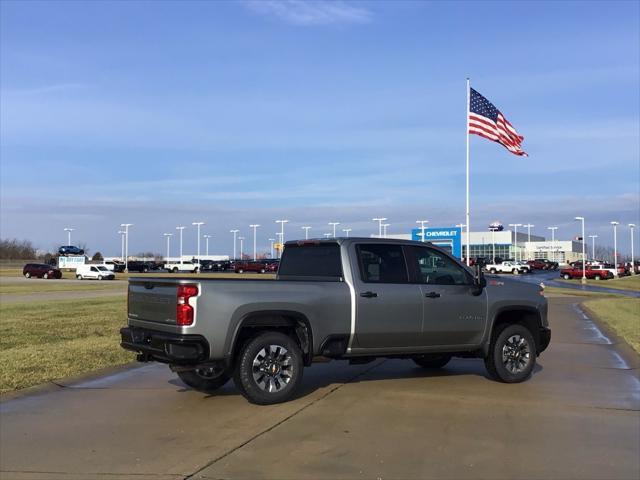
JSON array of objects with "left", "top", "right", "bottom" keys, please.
[{"left": 425, "top": 291, "right": 441, "bottom": 298}]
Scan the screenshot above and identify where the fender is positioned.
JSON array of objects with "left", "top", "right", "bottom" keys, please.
[
  {"left": 226, "top": 309, "right": 314, "bottom": 365},
  {"left": 482, "top": 305, "right": 542, "bottom": 356}
]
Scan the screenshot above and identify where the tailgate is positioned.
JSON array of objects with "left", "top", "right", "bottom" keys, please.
[{"left": 128, "top": 281, "right": 178, "bottom": 324}]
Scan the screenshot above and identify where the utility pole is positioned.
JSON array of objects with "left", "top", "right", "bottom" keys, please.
[
  {"left": 203, "top": 234, "right": 212, "bottom": 256},
  {"left": 382, "top": 224, "right": 390, "bottom": 238},
  {"left": 64, "top": 227, "right": 75, "bottom": 245},
  {"left": 342, "top": 228, "right": 352, "bottom": 237},
  {"left": 118, "top": 230, "right": 125, "bottom": 263},
  {"left": 120, "top": 224, "right": 133, "bottom": 272},
  {"left": 238, "top": 236, "right": 245, "bottom": 260},
  {"left": 611, "top": 221, "right": 619, "bottom": 276},
  {"left": 192, "top": 222, "right": 204, "bottom": 271},
  {"left": 523, "top": 224, "right": 534, "bottom": 260},
  {"left": 588, "top": 234, "right": 598, "bottom": 261},
  {"left": 372, "top": 218, "right": 387, "bottom": 237},
  {"left": 329, "top": 222, "right": 340, "bottom": 238},
  {"left": 275, "top": 220, "right": 289, "bottom": 258},
  {"left": 574, "top": 217, "right": 586, "bottom": 283},
  {"left": 547, "top": 227, "right": 558, "bottom": 264},
  {"left": 629, "top": 224, "right": 636, "bottom": 275},
  {"left": 269, "top": 238, "right": 275, "bottom": 258}
]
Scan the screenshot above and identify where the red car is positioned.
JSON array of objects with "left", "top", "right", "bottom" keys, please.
[
  {"left": 23, "top": 263, "right": 63, "bottom": 279},
  {"left": 560, "top": 266, "right": 613, "bottom": 280},
  {"left": 234, "top": 261, "right": 269, "bottom": 273},
  {"left": 527, "top": 259, "right": 547, "bottom": 270}
]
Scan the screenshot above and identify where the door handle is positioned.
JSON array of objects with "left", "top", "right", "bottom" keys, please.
[
  {"left": 424, "top": 291, "right": 441, "bottom": 298},
  {"left": 360, "top": 291, "right": 378, "bottom": 298}
]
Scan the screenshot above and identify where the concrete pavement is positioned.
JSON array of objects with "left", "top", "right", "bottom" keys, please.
[{"left": 1, "top": 296, "right": 638, "bottom": 480}]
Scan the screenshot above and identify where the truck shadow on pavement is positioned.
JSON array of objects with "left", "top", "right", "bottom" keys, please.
[{"left": 167, "top": 359, "right": 543, "bottom": 401}]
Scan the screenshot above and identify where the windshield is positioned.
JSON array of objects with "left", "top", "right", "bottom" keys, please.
[{"left": 97, "top": 266, "right": 109, "bottom": 271}]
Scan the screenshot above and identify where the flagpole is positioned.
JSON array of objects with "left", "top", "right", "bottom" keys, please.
[{"left": 465, "top": 77, "right": 471, "bottom": 266}]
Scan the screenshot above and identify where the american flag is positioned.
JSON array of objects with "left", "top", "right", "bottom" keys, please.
[{"left": 468, "top": 88, "right": 527, "bottom": 157}]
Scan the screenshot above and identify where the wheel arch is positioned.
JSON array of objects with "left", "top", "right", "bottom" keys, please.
[
  {"left": 484, "top": 306, "right": 542, "bottom": 356},
  {"left": 228, "top": 310, "right": 314, "bottom": 367}
]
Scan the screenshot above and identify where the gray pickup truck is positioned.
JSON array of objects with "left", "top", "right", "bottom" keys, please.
[{"left": 121, "top": 238, "right": 550, "bottom": 404}]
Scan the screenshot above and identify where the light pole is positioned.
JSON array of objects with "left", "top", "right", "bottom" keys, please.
[
  {"left": 574, "top": 217, "right": 586, "bottom": 283},
  {"left": 372, "top": 217, "right": 387, "bottom": 237},
  {"left": 382, "top": 223, "right": 390, "bottom": 238},
  {"left": 588, "top": 235, "right": 598, "bottom": 261},
  {"left": 302, "top": 226, "right": 311, "bottom": 239},
  {"left": 120, "top": 224, "right": 133, "bottom": 272},
  {"left": 230, "top": 230, "right": 239, "bottom": 260},
  {"left": 203, "top": 235, "right": 212, "bottom": 256},
  {"left": 118, "top": 230, "right": 125, "bottom": 263},
  {"left": 416, "top": 220, "right": 429, "bottom": 243},
  {"left": 488, "top": 224, "right": 498, "bottom": 263},
  {"left": 629, "top": 224, "right": 636, "bottom": 274},
  {"left": 163, "top": 233, "right": 172, "bottom": 260},
  {"left": 611, "top": 221, "right": 619, "bottom": 276},
  {"left": 192, "top": 222, "right": 204, "bottom": 270},
  {"left": 323, "top": 233, "right": 332, "bottom": 238},
  {"left": 523, "top": 224, "right": 534, "bottom": 260},
  {"left": 176, "top": 226, "right": 186, "bottom": 264},
  {"left": 342, "top": 228, "right": 352, "bottom": 237},
  {"left": 329, "top": 222, "right": 340, "bottom": 238},
  {"left": 508, "top": 224, "right": 522, "bottom": 261},
  {"left": 269, "top": 238, "right": 275, "bottom": 258},
  {"left": 276, "top": 232, "right": 283, "bottom": 257},
  {"left": 63, "top": 227, "right": 75, "bottom": 245},
  {"left": 275, "top": 220, "right": 289, "bottom": 258},
  {"left": 250, "top": 224, "right": 260, "bottom": 261},
  {"left": 238, "top": 236, "right": 245, "bottom": 260},
  {"left": 547, "top": 227, "right": 558, "bottom": 263}
]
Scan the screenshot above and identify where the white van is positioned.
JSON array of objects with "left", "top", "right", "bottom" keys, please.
[{"left": 76, "top": 265, "right": 115, "bottom": 280}]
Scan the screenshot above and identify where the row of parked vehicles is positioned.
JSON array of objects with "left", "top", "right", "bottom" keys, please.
[
  {"left": 474, "top": 258, "right": 559, "bottom": 275},
  {"left": 559, "top": 261, "right": 637, "bottom": 280}
]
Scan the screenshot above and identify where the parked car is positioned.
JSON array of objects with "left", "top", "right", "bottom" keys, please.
[
  {"left": 164, "top": 261, "right": 199, "bottom": 273},
  {"left": 22, "top": 263, "right": 62, "bottom": 279},
  {"left": 105, "top": 260, "right": 126, "bottom": 273},
  {"left": 537, "top": 259, "right": 559, "bottom": 270},
  {"left": 527, "top": 259, "right": 548, "bottom": 270},
  {"left": 126, "top": 261, "right": 162, "bottom": 273},
  {"left": 484, "top": 261, "right": 529, "bottom": 274},
  {"left": 58, "top": 245, "right": 85, "bottom": 255},
  {"left": 200, "top": 260, "right": 227, "bottom": 272},
  {"left": 235, "top": 261, "right": 270, "bottom": 273},
  {"left": 513, "top": 261, "right": 531, "bottom": 273},
  {"left": 76, "top": 265, "right": 115, "bottom": 280},
  {"left": 590, "top": 263, "right": 629, "bottom": 277},
  {"left": 122, "top": 238, "right": 551, "bottom": 405},
  {"left": 559, "top": 266, "right": 613, "bottom": 280}
]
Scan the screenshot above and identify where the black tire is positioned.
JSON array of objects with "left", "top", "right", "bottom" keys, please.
[
  {"left": 172, "top": 267, "right": 178, "bottom": 273},
  {"left": 233, "top": 331, "right": 304, "bottom": 405},
  {"left": 413, "top": 354, "right": 452, "bottom": 369},
  {"left": 177, "top": 367, "right": 230, "bottom": 393},
  {"left": 563, "top": 273, "right": 571, "bottom": 280},
  {"left": 24, "top": 272, "right": 31, "bottom": 278},
  {"left": 484, "top": 323, "right": 536, "bottom": 383},
  {"left": 143, "top": 267, "right": 149, "bottom": 273}
]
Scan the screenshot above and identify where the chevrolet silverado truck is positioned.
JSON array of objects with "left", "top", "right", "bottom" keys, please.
[
  {"left": 484, "top": 261, "right": 529, "bottom": 275},
  {"left": 121, "top": 238, "right": 551, "bottom": 405}
]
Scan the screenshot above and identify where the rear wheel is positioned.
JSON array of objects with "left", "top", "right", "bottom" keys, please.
[
  {"left": 234, "top": 331, "right": 303, "bottom": 405},
  {"left": 260, "top": 269, "right": 266, "bottom": 273},
  {"left": 24, "top": 272, "right": 31, "bottom": 278},
  {"left": 413, "top": 354, "right": 452, "bottom": 369},
  {"left": 237, "top": 269, "right": 244, "bottom": 274},
  {"left": 172, "top": 267, "right": 179, "bottom": 273},
  {"left": 485, "top": 323, "right": 536, "bottom": 383},
  {"left": 177, "top": 367, "right": 230, "bottom": 393},
  {"left": 43, "top": 273, "right": 49, "bottom": 279},
  {"left": 97, "top": 275, "right": 103, "bottom": 280},
  {"left": 490, "top": 268, "right": 497, "bottom": 274},
  {"left": 512, "top": 269, "right": 519, "bottom": 275},
  {"left": 563, "top": 273, "right": 571, "bottom": 280}
]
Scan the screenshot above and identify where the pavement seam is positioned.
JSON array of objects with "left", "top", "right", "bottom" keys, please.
[
  {"left": 0, "top": 470, "right": 184, "bottom": 477},
  {"left": 183, "top": 359, "right": 387, "bottom": 480}
]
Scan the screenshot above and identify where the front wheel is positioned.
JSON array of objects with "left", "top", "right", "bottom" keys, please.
[
  {"left": 177, "top": 367, "right": 230, "bottom": 393},
  {"left": 595, "top": 274, "right": 601, "bottom": 280},
  {"left": 512, "top": 269, "right": 519, "bottom": 275},
  {"left": 97, "top": 275, "right": 103, "bottom": 280},
  {"left": 490, "top": 268, "right": 497, "bottom": 274},
  {"left": 563, "top": 273, "right": 571, "bottom": 280},
  {"left": 234, "top": 332, "right": 304, "bottom": 405},
  {"left": 485, "top": 324, "right": 536, "bottom": 383},
  {"left": 413, "top": 354, "right": 452, "bottom": 369},
  {"left": 172, "top": 267, "right": 179, "bottom": 273},
  {"left": 24, "top": 272, "right": 31, "bottom": 278}
]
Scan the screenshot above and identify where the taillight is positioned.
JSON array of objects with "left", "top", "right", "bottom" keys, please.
[{"left": 176, "top": 284, "right": 198, "bottom": 326}]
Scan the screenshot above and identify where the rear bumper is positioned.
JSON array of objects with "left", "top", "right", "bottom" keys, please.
[
  {"left": 538, "top": 326, "right": 551, "bottom": 354},
  {"left": 120, "top": 326, "right": 210, "bottom": 365}
]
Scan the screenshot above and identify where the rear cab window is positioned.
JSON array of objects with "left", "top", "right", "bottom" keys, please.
[
  {"left": 278, "top": 243, "right": 343, "bottom": 281},
  {"left": 356, "top": 244, "right": 409, "bottom": 283}
]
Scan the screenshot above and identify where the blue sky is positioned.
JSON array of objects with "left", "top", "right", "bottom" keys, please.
[{"left": 1, "top": 0, "right": 638, "bottom": 257}]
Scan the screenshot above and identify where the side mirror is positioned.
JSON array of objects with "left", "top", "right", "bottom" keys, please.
[{"left": 471, "top": 265, "right": 486, "bottom": 295}]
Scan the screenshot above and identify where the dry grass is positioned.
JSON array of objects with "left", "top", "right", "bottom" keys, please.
[
  {"left": 0, "top": 297, "right": 134, "bottom": 393},
  {"left": 0, "top": 281, "right": 125, "bottom": 295}
]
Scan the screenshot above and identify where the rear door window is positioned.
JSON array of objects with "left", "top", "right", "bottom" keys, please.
[
  {"left": 278, "top": 243, "right": 343, "bottom": 278},
  {"left": 356, "top": 244, "right": 409, "bottom": 283}
]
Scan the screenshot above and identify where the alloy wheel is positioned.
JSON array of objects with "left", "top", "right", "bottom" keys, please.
[
  {"left": 501, "top": 334, "right": 531, "bottom": 374},
  {"left": 252, "top": 345, "right": 294, "bottom": 393}
]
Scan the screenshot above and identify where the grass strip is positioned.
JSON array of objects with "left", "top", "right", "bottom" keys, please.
[
  {"left": 557, "top": 274, "right": 640, "bottom": 292},
  {"left": 583, "top": 297, "right": 640, "bottom": 353},
  {"left": 0, "top": 282, "right": 125, "bottom": 295},
  {"left": 0, "top": 297, "right": 134, "bottom": 393}
]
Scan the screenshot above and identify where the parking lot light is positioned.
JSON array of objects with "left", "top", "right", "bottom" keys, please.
[
  {"left": 611, "top": 221, "right": 619, "bottom": 276},
  {"left": 176, "top": 226, "right": 186, "bottom": 264},
  {"left": 250, "top": 224, "right": 260, "bottom": 261},
  {"left": 163, "top": 233, "right": 173, "bottom": 260},
  {"left": 524, "top": 224, "right": 534, "bottom": 260},
  {"left": 120, "top": 224, "right": 133, "bottom": 272},
  {"left": 547, "top": 227, "right": 558, "bottom": 263},
  {"left": 382, "top": 223, "right": 390, "bottom": 238},
  {"left": 118, "top": 230, "right": 125, "bottom": 263},
  {"left": 629, "top": 224, "right": 636, "bottom": 274},
  {"left": 275, "top": 220, "right": 289, "bottom": 258},
  {"left": 372, "top": 217, "right": 387, "bottom": 237},
  {"left": 574, "top": 217, "right": 586, "bottom": 283},
  {"left": 238, "top": 236, "right": 245, "bottom": 260},
  {"left": 342, "top": 228, "right": 352, "bottom": 238},
  {"left": 192, "top": 222, "right": 205, "bottom": 271},
  {"left": 230, "top": 230, "right": 239, "bottom": 260},
  {"left": 416, "top": 220, "right": 429, "bottom": 243},
  {"left": 301, "top": 226, "right": 311, "bottom": 240},
  {"left": 269, "top": 238, "right": 276, "bottom": 258},
  {"left": 329, "top": 222, "right": 340, "bottom": 238},
  {"left": 588, "top": 235, "right": 598, "bottom": 261},
  {"left": 203, "top": 235, "right": 212, "bottom": 256},
  {"left": 508, "top": 224, "right": 522, "bottom": 261},
  {"left": 63, "top": 227, "right": 75, "bottom": 246}
]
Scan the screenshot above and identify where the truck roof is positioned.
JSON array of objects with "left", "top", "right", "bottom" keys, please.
[{"left": 284, "top": 237, "right": 429, "bottom": 247}]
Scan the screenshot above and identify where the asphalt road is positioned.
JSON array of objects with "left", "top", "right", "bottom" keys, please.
[{"left": 1, "top": 296, "right": 638, "bottom": 480}]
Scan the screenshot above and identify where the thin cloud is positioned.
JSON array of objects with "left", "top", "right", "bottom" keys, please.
[{"left": 243, "top": 0, "right": 372, "bottom": 26}]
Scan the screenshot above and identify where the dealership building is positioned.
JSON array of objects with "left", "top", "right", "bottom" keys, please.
[{"left": 384, "top": 226, "right": 583, "bottom": 264}]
